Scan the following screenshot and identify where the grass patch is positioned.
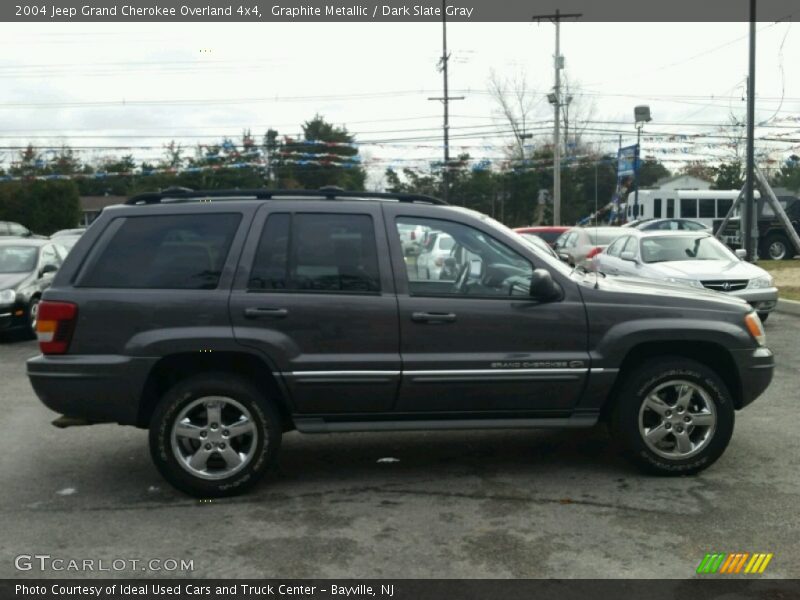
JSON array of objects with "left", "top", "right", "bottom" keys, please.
[
  {"left": 759, "top": 259, "right": 800, "bottom": 273},
  {"left": 779, "top": 287, "right": 800, "bottom": 302}
]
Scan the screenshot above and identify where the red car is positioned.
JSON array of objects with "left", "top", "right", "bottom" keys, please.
[{"left": 513, "top": 226, "right": 570, "bottom": 248}]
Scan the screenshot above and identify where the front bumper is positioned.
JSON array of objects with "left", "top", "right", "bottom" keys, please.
[
  {"left": 27, "top": 354, "right": 157, "bottom": 426},
  {"left": 729, "top": 287, "right": 779, "bottom": 314},
  {"left": 730, "top": 346, "right": 775, "bottom": 409},
  {"left": 0, "top": 303, "right": 27, "bottom": 332}
]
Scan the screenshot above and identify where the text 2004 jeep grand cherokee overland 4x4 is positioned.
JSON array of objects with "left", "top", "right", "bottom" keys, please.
[{"left": 27, "top": 188, "right": 774, "bottom": 496}]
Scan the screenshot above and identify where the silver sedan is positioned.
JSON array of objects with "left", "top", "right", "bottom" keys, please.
[{"left": 593, "top": 230, "right": 779, "bottom": 321}]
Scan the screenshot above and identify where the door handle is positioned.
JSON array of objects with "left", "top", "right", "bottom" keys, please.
[
  {"left": 411, "top": 311, "right": 457, "bottom": 323},
  {"left": 244, "top": 307, "right": 289, "bottom": 319}
]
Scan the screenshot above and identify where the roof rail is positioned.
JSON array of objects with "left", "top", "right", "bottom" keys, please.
[{"left": 126, "top": 186, "right": 447, "bottom": 206}]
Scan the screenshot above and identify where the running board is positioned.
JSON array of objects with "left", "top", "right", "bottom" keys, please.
[{"left": 295, "top": 414, "right": 598, "bottom": 433}]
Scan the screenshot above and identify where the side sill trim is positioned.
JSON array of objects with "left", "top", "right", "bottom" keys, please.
[{"left": 295, "top": 414, "right": 599, "bottom": 433}]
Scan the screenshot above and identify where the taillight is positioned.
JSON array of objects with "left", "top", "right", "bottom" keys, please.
[
  {"left": 586, "top": 246, "right": 603, "bottom": 259},
  {"left": 36, "top": 301, "right": 78, "bottom": 355},
  {"left": 410, "top": 231, "right": 416, "bottom": 240}
]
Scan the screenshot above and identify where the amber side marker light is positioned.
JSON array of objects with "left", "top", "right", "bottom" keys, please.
[
  {"left": 36, "top": 301, "right": 78, "bottom": 355},
  {"left": 744, "top": 312, "right": 766, "bottom": 346}
]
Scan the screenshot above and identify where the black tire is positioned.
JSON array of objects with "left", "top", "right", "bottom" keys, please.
[
  {"left": 149, "top": 373, "right": 282, "bottom": 497},
  {"left": 610, "top": 357, "right": 735, "bottom": 476},
  {"left": 762, "top": 234, "right": 792, "bottom": 261},
  {"left": 757, "top": 312, "right": 769, "bottom": 323},
  {"left": 27, "top": 296, "right": 40, "bottom": 339}
]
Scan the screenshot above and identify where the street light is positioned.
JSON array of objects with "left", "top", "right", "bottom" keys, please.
[{"left": 633, "top": 105, "right": 652, "bottom": 219}]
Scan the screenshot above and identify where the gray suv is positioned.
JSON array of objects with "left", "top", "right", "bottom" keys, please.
[{"left": 27, "top": 188, "right": 774, "bottom": 496}]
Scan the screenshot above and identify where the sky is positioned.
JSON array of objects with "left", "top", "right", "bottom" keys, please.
[{"left": 0, "top": 21, "right": 798, "bottom": 186}]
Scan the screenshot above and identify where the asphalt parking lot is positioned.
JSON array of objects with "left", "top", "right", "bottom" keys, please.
[{"left": 1, "top": 314, "right": 798, "bottom": 579}]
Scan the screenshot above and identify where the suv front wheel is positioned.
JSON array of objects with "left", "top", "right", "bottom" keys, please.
[
  {"left": 149, "top": 373, "right": 282, "bottom": 497},
  {"left": 611, "top": 358, "right": 734, "bottom": 475}
]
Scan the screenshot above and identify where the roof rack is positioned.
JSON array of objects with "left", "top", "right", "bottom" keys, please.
[{"left": 126, "top": 186, "right": 447, "bottom": 206}]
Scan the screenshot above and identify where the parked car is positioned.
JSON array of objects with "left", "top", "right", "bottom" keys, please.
[
  {"left": 0, "top": 239, "right": 66, "bottom": 335},
  {"left": 516, "top": 232, "right": 560, "bottom": 260},
  {"left": 623, "top": 218, "right": 711, "bottom": 232},
  {"left": 0, "top": 221, "right": 34, "bottom": 238},
  {"left": 513, "top": 226, "right": 570, "bottom": 247},
  {"left": 714, "top": 195, "right": 800, "bottom": 260},
  {"left": 553, "top": 226, "right": 627, "bottom": 267},
  {"left": 416, "top": 231, "right": 456, "bottom": 279},
  {"left": 594, "top": 230, "right": 778, "bottom": 321},
  {"left": 397, "top": 222, "right": 426, "bottom": 257},
  {"left": 50, "top": 228, "right": 86, "bottom": 253},
  {"left": 27, "top": 188, "right": 773, "bottom": 496}
]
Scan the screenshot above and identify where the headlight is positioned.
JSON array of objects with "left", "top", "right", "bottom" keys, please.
[
  {"left": 747, "top": 275, "right": 774, "bottom": 289},
  {"left": 745, "top": 312, "right": 766, "bottom": 346},
  {"left": 0, "top": 289, "right": 16, "bottom": 305},
  {"left": 665, "top": 277, "right": 704, "bottom": 289}
]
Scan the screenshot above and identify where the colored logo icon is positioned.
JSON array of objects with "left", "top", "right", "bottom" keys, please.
[{"left": 697, "top": 553, "right": 773, "bottom": 574}]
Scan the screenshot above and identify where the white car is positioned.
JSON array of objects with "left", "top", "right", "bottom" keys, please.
[
  {"left": 594, "top": 230, "right": 778, "bottom": 321},
  {"left": 416, "top": 232, "right": 456, "bottom": 280}
]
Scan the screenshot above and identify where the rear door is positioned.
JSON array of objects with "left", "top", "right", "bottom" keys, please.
[
  {"left": 230, "top": 202, "right": 400, "bottom": 415},
  {"left": 384, "top": 205, "right": 589, "bottom": 414}
]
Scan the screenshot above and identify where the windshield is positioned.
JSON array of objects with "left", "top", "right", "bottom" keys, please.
[
  {"left": 0, "top": 246, "right": 38, "bottom": 273},
  {"left": 641, "top": 236, "right": 735, "bottom": 263}
]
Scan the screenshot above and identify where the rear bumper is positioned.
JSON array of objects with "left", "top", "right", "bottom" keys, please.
[
  {"left": 730, "top": 346, "right": 775, "bottom": 409},
  {"left": 26, "top": 354, "right": 157, "bottom": 425}
]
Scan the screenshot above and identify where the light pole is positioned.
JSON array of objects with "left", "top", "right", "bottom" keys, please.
[
  {"left": 633, "top": 105, "right": 651, "bottom": 220},
  {"left": 548, "top": 92, "right": 573, "bottom": 225}
]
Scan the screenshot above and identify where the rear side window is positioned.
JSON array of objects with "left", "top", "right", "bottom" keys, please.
[
  {"left": 81, "top": 214, "right": 241, "bottom": 289},
  {"left": 249, "top": 213, "right": 380, "bottom": 294}
]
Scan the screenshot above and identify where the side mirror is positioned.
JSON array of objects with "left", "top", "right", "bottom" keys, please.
[
  {"left": 620, "top": 251, "right": 637, "bottom": 262},
  {"left": 39, "top": 264, "right": 58, "bottom": 277},
  {"left": 557, "top": 252, "right": 570, "bottom": 263},
  {"left": 735, "top": 248, "right": 747, "bottom": 259},
  {"left": 529, "top": 268, "right": 563, "bottom": 302}
]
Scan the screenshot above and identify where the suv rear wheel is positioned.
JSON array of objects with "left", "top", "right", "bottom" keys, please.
[
  {"left": 149, "top": 373, "right": 282, "bottom": 497},
  {"left": 611, "top": 358, "right": 734, "bottom": 475}
]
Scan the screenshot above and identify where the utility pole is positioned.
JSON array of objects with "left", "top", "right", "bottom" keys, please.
[
  {"left": 533, "top": 9, "right": 581, "bottom": 225},
  {"left": 428, "top": 0, "right": 463, "bottom": 204},
  {"left": 743, "top": 0, "right": 757, "bottom": 262}
]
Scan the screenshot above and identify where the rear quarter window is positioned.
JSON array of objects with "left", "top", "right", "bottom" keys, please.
[{"left": 79, "top": 213, "right": 241, "bottom": 289}]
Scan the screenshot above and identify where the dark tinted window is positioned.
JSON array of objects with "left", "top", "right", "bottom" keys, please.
[
  {"left": 699, "top": 199, "right": 715, "bottom": 218},
  {"left": 653, "top": 198, "right": 662, "bottom": 218},
  {"left": 681, "top": 198, "right": 697, "bottom": 218},
  {"left": 667, "top": 199, "right": 675, "bottom": 218},
  {"left": 249, "top": 214, "right": 290, "bottom": 290},
  {"left": 82, "top": 214, "right": 241, "bottom": 289},
  {"left": 250, "top": 213, "right": 380, "bottom": 293},
  {"left": 292, "top": 214, "right": 380, "bottom": 293},
  {"left": 717, "top": 198, "right": 733, "bottom": 217}
]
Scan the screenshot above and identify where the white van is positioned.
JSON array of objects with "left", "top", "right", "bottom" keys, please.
[{"left": 623, "top": 190, "right": 749, "bottom": 228}]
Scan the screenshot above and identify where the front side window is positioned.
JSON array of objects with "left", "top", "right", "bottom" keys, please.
[
  {"left": 81, "top": 213, "right": 241, "bottom": 289},
  {"left": 395, "top": 217, "right": 532, "bottom": 298},
  {"left": 249, "top": 213, "right": 380, "bottom": 294},
  {"left": 606, "top": 237, "right": 626, "bottom": 257}
]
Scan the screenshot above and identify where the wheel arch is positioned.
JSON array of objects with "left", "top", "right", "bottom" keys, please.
[
  {"left": 601, "top": 340, "right": 743, "bottom": 419},
  {"left": 137, "top": 351, "right": 294, "bottom": 431}
]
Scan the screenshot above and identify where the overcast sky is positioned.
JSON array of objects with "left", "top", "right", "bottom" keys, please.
[{"left": 0, "top": 21, "right": 798, "bottom": 185}]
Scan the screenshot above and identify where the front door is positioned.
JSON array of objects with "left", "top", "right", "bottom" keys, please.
[
  {"left": 230, "top": 203, "right": 400, "bottom": 415},
  {"left": 384, "top": 207, "right": 589, "bottom": 414}
]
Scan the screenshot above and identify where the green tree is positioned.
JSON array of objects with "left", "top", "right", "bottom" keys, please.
[
  {"left": 714, "top": 161, "right": 744, "bottom": 190},
  {"left": 773, "top": 156, "right": 800, "bottom": 192},
  {"left": 274, "top": 115, "right": 366, "bottom": 190}
]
